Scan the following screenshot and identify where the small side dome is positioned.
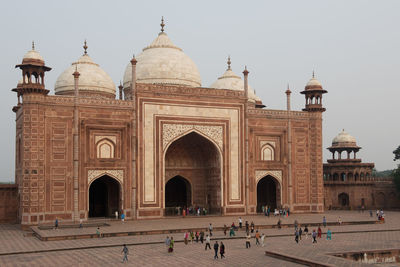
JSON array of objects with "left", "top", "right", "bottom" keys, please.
[
  {"left": 210, "top": 57, "right": 261, "bottom": 102},
  {"left": 54, "top": 42, "right": 116, "bottom": 98},
  {"left": 20, "top": 42, "right": 45, "bottom": 66},
  {"left": 332, "top": 129, "right": 358, "bottom": 147},
  {"left": 304, "top": 71, "right": 323, "bottom": 90},
  {"left": 123, "top": 18, "right": 201, "bottom": 88}
]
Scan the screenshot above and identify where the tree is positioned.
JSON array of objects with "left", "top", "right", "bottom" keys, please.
[
  {"left": 393, "top": 145, "right": 400, "bottom": 196},
  {"left": 394, "top": 145, "right": 400, "bottom": 161}
]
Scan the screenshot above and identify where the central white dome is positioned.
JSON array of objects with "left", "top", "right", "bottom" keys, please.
[
  {"left": 123, "top": 32, "right": 201, "bottom": 88},
  {"left": 332, "top": 129, "right": 357, "bottom": 147}
]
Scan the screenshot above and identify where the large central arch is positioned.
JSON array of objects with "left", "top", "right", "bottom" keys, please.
[
  {"left": 89, "top": 175, "right": 121, "bottom": 218},
  {"left": 164, "top": 131, "right": 221, "bottom": 214}
]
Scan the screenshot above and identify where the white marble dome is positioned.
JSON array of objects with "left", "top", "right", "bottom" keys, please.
[
  {"left": 332, "top": 130, "right": 357, "bottom": 147},
  {"left": 123, "top": 32, "right": 201, "bottom": 88},
  {"left": 210, "top": 62, "right": 261, "bottom": 102},
  {"left": 23, "top": 49, "right": 44, "bottom": 62},
  {"left": 306, "top": 77, "right": 322, "bottom": 87},
  {"left": 54, "top": 54, "right": 116, "bottom": 96}
]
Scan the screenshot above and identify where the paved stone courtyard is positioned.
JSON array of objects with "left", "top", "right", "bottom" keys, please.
[{"left": 0, "top": 211, "right": 399, "bottom": 266}]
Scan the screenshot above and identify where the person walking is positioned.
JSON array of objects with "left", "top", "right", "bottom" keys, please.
[
  {"left": 205, "top": 235, "right": 211, "bottom": 250},
  {"left": 190, "top": 231, "right": 194, "bottom": 244},
  {"left": 165, "top": 236, "right": 170, "bottom": 248},
  {"left": 323, "top": 216, "right": 327, "bottom": 227},
  {"left": 295, "top": 229, "right": 299, "bottom": 243},
  {"left": 229, "top": 226, "right": 235, "bottom": 237},
  {"left": 213, "top": 241, "right": 219, "bottom": 259},
  {"left": 169, "top": 237, "right": 174, "bottom": 253},
  {"left": 223, "top": 224, "right": 227, "bottom": 236},
  {"left": 195, "top": 231, "right": 199, "bottom": 243},
  {"left": 239, "top": 217, "right": 243, "bottom": 229},
  {"left": 294, "top": 220, "right": 298, "bottom": 231},
  {"left": 246, "top": 232, "right": 251, "bottom": 248},
  {"left": 261, "top": 233, "right": 265, "bottom": 247},
  {"left": 317, "top": 226, "right": 322, "bottom": 238},
  {"left": 312, "top": 230, "right": 317, "bottom": 243},
  {"left": 54, "top": 218, "right": 59, "bottom": 230},
  {"left": 96, "top": 227, "right": 102, "bottom": 238},
  {"left": 255, "top": 230, "right": 260, "bottom": 246},
  {"left": 220, "top": 241, "right": 225, "bottom": 259},
  {"left": 121, "top": 213, "right": 125, "bottom": 223},
  {"left": 277, "top": 219, "right": 281, "bottom": 229},
  {"left": 299, "top": 227, "right": 303, "bottom": 240},
  {"left": 369, "top": 210, "right": 373, "bottom": 217},
  {"left": 209, "top": 223, "right": 213, "bottom": 237},
  {"left": 326, "top": 229, "right": 332, "bottom": 240},
  {"left": 245, "top": 221, "right": 249, "bottom": 233},
  {"left": 338, "top": 216, "right": 342, "bottom": 225},
  {"left": 200, "top": 231, "right": 204, "bottom": 244},
  {"left": 304, "top": 225, "right": 309, "bottom": 239},
  {"left": 250, "top": 221, "right": 255, "bottom": 233},
  {"left": 184, "top": 231, "right": 189, "bottom": 245},
  {"left": 79, "top": 219, "right": 83, "bottom": 229},
  {"left": 122, "top": 244, "right": 129, "bottom": 263}
]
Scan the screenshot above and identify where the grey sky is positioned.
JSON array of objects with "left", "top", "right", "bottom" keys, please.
[{"left": 1, "top": 0, "right": 399, "bottom": 182}]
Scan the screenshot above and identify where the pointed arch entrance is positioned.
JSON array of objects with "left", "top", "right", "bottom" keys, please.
[
  {"left": 338, "top": 192, "right": 350, "bottom": 207},
  {"left": 257, "top": 175, "right": 281, "bottom": 212},
  {"left": 164, "top": 131, "right": 221, "bottom": 214},
  {"left": 89, "top": 175, "right": 121, "bottom": 217},
  {"left": 165, "top": 175, "right": 192, "bottom": 208}
]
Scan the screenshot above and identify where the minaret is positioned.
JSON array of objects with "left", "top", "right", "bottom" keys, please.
[
  {"left": 72, "top": 64, "right": 80, "bottom": 222},
  {"left": 300, "top": 71, "right": 327, "bottom": 112},
  {"left": 243, "top": 66, "right": 249, "bottom": 213},
  {"left": 13, "top": 42, "right": 52, "bottom": 111}
]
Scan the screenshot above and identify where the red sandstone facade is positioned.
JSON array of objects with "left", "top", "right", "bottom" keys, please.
[{"left": 11, "top": 33, "right": 328, "bottom": 226}]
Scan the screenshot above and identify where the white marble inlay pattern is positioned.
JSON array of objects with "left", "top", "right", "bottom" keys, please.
[
  {"left": 162, "top": 124, "right": 223, "bottom": 151},
  {"left": 88, "top": 169, "right": 124, "bottom": 185}
]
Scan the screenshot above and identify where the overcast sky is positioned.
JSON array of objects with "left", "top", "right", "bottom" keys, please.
[{"left": 0, "top": 0, "right": 399, "bottom": 182}]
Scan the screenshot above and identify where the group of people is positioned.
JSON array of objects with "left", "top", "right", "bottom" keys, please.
[
  {"left": 260, "top": 205, "right": 290, "bottom": 217},
  {"left": 293, "top": 217, "right": 332, "bottom": 244}
]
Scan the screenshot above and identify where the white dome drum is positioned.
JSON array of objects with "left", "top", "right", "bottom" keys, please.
[{"left": 123, "top": 31, "right": 201, "bottom": 88}]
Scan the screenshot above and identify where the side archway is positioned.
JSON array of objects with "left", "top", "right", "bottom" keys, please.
[
  {"left": 338, "top": 192, "right": 350, "bottom": 208},
  {"left": 256, "top": 175, "right": 281, "bottom": 212},
  {"left": 89, "top": 175, "right": 121, "bottom": 217}
]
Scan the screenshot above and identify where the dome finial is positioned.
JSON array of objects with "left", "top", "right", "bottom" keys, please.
[
  {"left": 32, "top": 41, "right": 35, "bottom": 50},
  {"left": 227, "top": 56, "right": 231, "bottom": 70},
  {"left": 83, "top": 40, "right": 88, "bottom": 55},
  {"left": 312, "top": 70, "right": 315, "bottom": 78},
  {"left": 160, "top": 16, "right": 165, "bottom": 33}
]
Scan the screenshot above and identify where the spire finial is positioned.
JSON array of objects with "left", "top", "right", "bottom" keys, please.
[
  {"left": 227, "top": 56, "right": 231, "bottom": 70},
  {"left": 312, "top": 70, "right": 315, "bottom": 78},
  {"left": 32, "top": 41, "right": 35, "bottom": 50},
  {"left": 83, "top": 40, "right": 88, "bottom": 55},
  {"left": 160, "top": 16, "right": 165, "bottom": 32}
]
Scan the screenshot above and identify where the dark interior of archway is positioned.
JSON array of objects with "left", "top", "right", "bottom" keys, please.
[
  {"left": 257, "top": 176, "right": 277, "bottom": 212},
  {"left": 89, "top": 175, "right": 120, "bottom": 217},
  {"left": 165, "top": 132, "right": 221, "bottom": 213},
  {"left": 338, "top": 193, "right": 349, "bottom": 207},
  {"left": 165, "top": 176, "right": 191, "bottom": 208}
]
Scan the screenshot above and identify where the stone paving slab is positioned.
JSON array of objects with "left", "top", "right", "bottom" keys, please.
[{"left": 0, "top": 211, "right": 398, "bottom": 266}]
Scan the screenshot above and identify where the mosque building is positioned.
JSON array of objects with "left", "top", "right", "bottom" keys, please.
[{"left": 11, "top": 19, "right": 327, "bottom": 225}]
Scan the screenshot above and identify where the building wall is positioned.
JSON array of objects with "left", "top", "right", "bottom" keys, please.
[
  {"left": 0, "top": 185, "right": 18, "bottom": 223},
  {"left": 15, "top": 83, "right": 325, "bottom": 225}
]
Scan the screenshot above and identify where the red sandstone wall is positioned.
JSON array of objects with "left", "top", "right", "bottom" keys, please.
[{"left": 0, "top": 185, "right": 18, "bottom": 223}]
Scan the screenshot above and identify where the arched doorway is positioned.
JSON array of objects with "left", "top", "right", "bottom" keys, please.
[
  {"left": 89, "top": 175, "right": 120, "bottom": 218},
  {"left": 164, "top": 132, "right": 221, "bottom": 214},
  {"left": 338, "top": 192, "right": 349, "bottom": 207},
  {"left": 257, "top": 176, "right": 280, "bottom": 212},
  {"left": 165, "top": 176, "right": 191, "bottom": 208}
]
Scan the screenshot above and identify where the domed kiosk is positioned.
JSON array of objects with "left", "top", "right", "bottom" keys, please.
[{"left": 328, "top": 129, "right": 361, "bottom": 160}]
